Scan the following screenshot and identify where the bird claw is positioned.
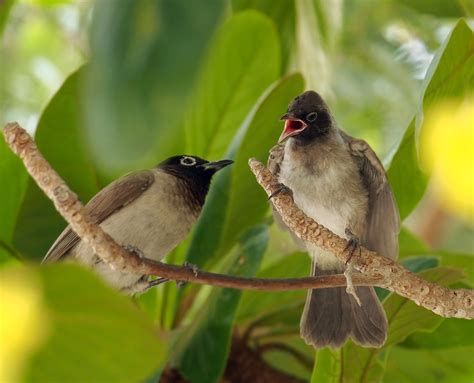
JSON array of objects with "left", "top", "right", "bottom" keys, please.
[
  {"left": 343, "top": 228, "right": 360, "bottom": 265},
  {"left": 121, "top": 276, "right": 168, "bottom": 295},
  {"left": 268, "top": 183, "right": 293, "bottom": 200},
  {"left": 344, "top": 261, "right": 361, "bottom": 306},
  {"left": 123, "top": 244, "right": 145, "bottom": 259},
  {"left": 176, "top": 262, "right": 199, "bottom": 288}
]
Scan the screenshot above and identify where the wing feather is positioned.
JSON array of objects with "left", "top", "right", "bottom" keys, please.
[
  {"left": 340, "top": 130, "right": 400, "bottom": 260},
  {"left": 42, "top": 170, "right": 155, "bottom": 263}
]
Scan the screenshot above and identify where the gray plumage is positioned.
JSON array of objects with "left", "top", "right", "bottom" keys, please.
[
  {"left": 268, "top": 91, "right": 400, "bottom": 348},
  {"left": 43, "top": 155, "right": 232, "bottom": 293}
]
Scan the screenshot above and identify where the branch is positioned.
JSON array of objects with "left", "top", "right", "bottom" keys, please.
[
  {"left": 248, "top": 157, "right": 473, "bottom": 319},
  {"left": 2, "top": 122, "right": 379, "bottom": 291},
  {"left": 3, "top": 122, "right": 473, "bottom": 319}
]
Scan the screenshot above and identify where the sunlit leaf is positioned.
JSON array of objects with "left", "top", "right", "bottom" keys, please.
[{"left": 20, "top": 264, "right": 166, "bottom": 383}]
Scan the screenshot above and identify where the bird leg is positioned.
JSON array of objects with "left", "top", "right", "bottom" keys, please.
[
  {"left": 121, "top": 275, "right": 169, "bottom": 295},
  {"left": 343, "top": 228, "right": 362, "bottom": 306},
  {"left": 268, "top": 183, "right": 293, "bottom": 200}
]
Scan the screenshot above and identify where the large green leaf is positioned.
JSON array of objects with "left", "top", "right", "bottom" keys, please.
[
  {"left": 185, "top": 10, "right": 280, "bottom": 160},
  {"left": 220, "top": 74, "right": 304, "bottom": 254},
  {"left": 185, "top": 74, "right": 303, "bottom": 268},
  {"left": 329, "top": 267, "right": 465, "bottom": 383},
  {"left": 387, "top": 118, "right": 427, "bottom": 219},
  {"left": 84, "top": 0, "right": 225, "bottom": 172},
  {"left": 387, "top": 20, "right": 474, "bottom": 219},
  {"left": 384, "top": 346, "right": 474, "bottom": 383},
  {"left": 13, "top": 264, "right": 166, "bottom": 383},
  {"left": 231, "top": 0, "right": 296, "bottom": 70},
  {"left": 172, "top": 226, "right": 268, "bottom": 383},
  {"left": 394, "top": 0, "right": 471, "bottom": 18},
  {"left": 237, "top": 251, "right": 308, "bottom": 323},
  {"left": 0, "top": 127, "right": 28, "bottom": 263},
  {"left": 402, "top": 317, "right": 474, "bottom": 349},
  {"left": 12, "top": 69, "right": 101, "bottom": 261}
]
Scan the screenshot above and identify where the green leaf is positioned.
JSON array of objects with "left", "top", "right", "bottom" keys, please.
[
  {"left": 22, "top": 264, "right": 166, "bottom": 383},
  {"left": 231, "top": 0, "right": 296, "bottom": 70},
  {"left": 185, "top": 10, "right": 281, "bottom": 160},
  {"left": 335, "top": 267, "right": 465, "bottom": 383},
  {"left": 438, "top": 251, "right": 474, "bottom": 285},
  {"left": 172, "top": 226, "right": 268, "bottom": 383},
  {"left": 394, "top": 0, "right": 471, "bottom": 18},
  {"left": 387, "top": 118, "right": 427, "bottom": 219},
  {"left": 84, "top": 0, "right": 225, "bottom": 172},
  {"left": 311, "top": 348, "right": 341, "bottom": 383},
  {"left": 220, "top": 74, "right": 304, "bottom": 254},
  {"left": 0, "top": 0, "right": 14, "bottom": 35},
  {"left": 384, "top": 267, "right": 465, "bottom": 347},
  {"left": 384, "top": 346, "right": 474, "bottom": 383},
  {"left": 186, "top": 74, "right": 303, "bottom": 268},
  {"left": 237, "top": 251, "right": 309, "bottom": 323},
  {"left": 0, "top": 127, "right": 28, "bottom": 262},
  {"left": 399, "top": 227, "right": 428, "bottom": 257},
  {"left": 402, "top": 318, "right": 474, "bottom": 349},
  {"left": 387, "top": 20, "right": 474, "bottom": 219},
  {"left": 12, "top": 69, "right": 101, "bottom": 261}
]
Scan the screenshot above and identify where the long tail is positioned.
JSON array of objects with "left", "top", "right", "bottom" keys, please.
[{"left": 300, "top": 264, "right": 387, "bottom": 348}]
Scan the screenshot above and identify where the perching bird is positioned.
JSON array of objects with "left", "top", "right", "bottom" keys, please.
[
  {"left": 43, "top": 155, "right": 232, "bottom": 293},
  {"left": 268, "top": 91, "right": 400, "bottom": 348}
]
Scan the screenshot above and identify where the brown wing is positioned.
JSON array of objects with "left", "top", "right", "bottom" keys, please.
[
  {"left": 42, "top": 170, "right": 155, "bottom": 263},
  {"left": 268, "top": 143, "right": 286, "bottom": 178},
  {"left": 340, "top": 130, "right": 400, "bottom": 260}
]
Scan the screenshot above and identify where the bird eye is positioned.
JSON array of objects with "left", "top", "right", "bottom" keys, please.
[
  {"left": 180, "top": 156, "right": 197, "bottom": 166},
  {"left": 306, "top": 112, "right": 318, "bottom": 122}
]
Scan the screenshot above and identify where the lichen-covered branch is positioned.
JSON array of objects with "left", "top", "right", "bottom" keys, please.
[
  {"left": 3, "top": 122, "right": 473, "bottom": 319},
  {"left": 248, "top": 157, "right": 473, "bottom": 319},
  {"left": 2, "top": 122, "right": 380, "bottom": 291}
]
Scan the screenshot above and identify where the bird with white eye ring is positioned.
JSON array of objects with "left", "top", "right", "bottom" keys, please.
[{"left": 43, "top": 154, "right": 233, "bottom": 294}]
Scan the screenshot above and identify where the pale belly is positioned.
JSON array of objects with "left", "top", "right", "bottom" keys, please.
[{"left": 279, "top": 149, "right": 368, "bottom": 271}]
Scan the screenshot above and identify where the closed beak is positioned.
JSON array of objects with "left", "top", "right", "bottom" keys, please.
[{"left": 199, "top": 159, "right": 233, "bottom": 171}]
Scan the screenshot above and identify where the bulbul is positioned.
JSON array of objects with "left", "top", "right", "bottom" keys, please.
[
  {"left": 268, "top": 91, "right": 400, "bottom": 348},
  {"left": 43, "top": 155, "right": 232, "bottom": 293}
]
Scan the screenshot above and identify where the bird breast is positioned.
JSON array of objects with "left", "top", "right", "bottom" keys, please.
[{"left": 279, "top": 138, "right": 368, "bottom": 269}]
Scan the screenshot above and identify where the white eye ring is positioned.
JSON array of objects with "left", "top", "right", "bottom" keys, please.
[{"left": 180, "top": 156, "right": 197, "bottom": 166}]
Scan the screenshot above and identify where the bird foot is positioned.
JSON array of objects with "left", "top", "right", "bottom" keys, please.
[
  {"left": 343, "top": 228, "right": 360, "bottom": 265},
  {"left": 176, "top": 262, "right": 199, "bottom": 288},
  {"left": 344, "top": 261, "right": 361, "bottom": 306},
  {"left": 121, "top": 276, "right": 169, "bottom": 295},
  {"left": 342, "top": 228, "right": 362, "bottom": 305},
  {"left": 268, "top": 183, "right": 293, "bottom": 201},
  {"left": 123, "top": 244, "right": 146, "bottom": 259}
]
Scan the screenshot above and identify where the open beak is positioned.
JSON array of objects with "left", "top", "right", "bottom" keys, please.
[
  {"left": 199, "top": 159, "right": 233, "bottom": 172},
  {"left": 278, "top": 113, "right": 308, "bottom": 143}
]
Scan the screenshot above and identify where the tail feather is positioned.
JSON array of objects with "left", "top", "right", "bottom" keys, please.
[{"left": 300, "top": 266, "right": 387, "bottom": 348}]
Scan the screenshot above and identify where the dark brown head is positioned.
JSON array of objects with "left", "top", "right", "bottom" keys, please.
[
  {"left": 279, "top": 91, "right": 333, "bottom": 144},
  {"left": 158, "top": 155, "right": 233, "bottom": 207}
]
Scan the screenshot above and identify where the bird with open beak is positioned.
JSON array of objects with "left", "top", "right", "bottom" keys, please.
[
  {"left": 268, "top": 91, "right": 400, "bottom": 348},
  {"left": 43, "top": 155, "right": 232, "bottom": 294}
]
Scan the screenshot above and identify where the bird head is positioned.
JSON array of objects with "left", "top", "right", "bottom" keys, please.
[
  {"left": 279, "top": 91, "right": 333, "bottom": 144},
  {"left": 158, "top": 155, "right": 233, "bottom": 183}
]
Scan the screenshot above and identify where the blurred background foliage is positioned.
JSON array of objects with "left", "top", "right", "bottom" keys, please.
[{"left": 0, "top": 0, "right": 473, "bottom": 382}]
